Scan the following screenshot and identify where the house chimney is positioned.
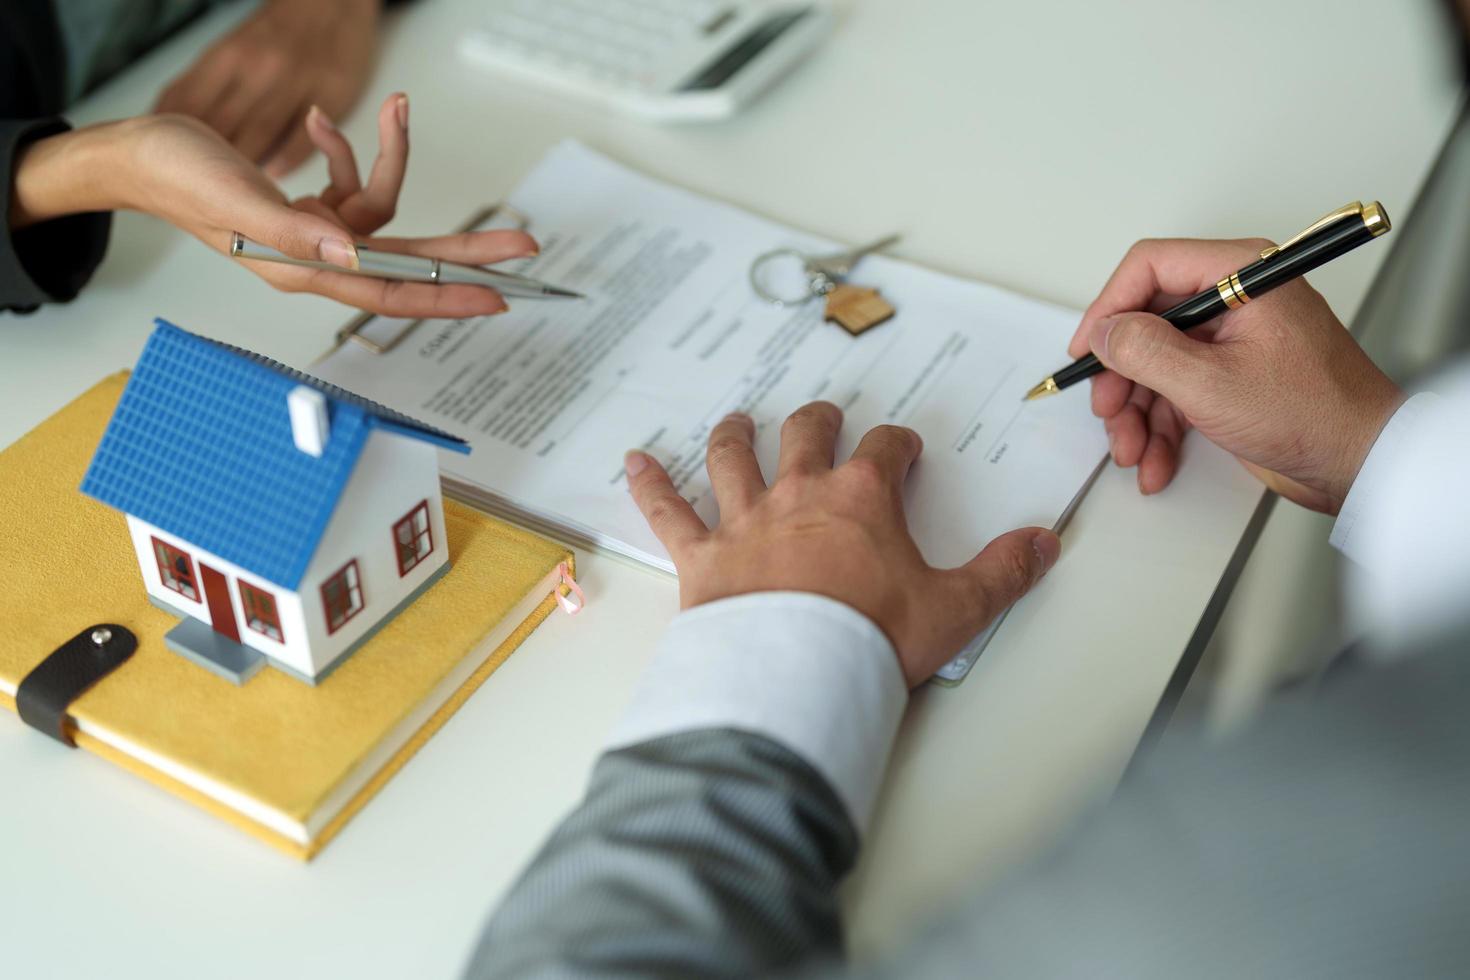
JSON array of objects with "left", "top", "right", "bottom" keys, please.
[{"left": 287, "top": 386, "right": 330, "bottom": 457}]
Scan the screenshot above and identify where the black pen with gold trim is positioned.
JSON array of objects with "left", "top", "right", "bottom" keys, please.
[{"left": 1024, "top": 201, "right": 1392, "bottom": 401}]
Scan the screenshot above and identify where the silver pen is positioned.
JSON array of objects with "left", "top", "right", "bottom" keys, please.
[{"left": 229, "top": 232, "right": 584, "bottom": 299}]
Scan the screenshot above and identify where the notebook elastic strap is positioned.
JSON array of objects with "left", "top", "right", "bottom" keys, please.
[{"left": 16, "top": 624, "right": 137, "bottom": 747}]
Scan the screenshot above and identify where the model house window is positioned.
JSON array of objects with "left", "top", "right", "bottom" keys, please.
[
  {"left": 152, "top": 537, "right": 198, "bottom": 600},
  {"left": 393, "top": 500, "right": 434, "bottom": 576},
  {"left": 321, "top": 560, "right": 365, "bottom": 634},
  {"left": 239, "top": 582, "right": 284, "bottom": 642}
]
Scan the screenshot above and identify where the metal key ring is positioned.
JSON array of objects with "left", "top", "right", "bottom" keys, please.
[{"left": 749, "top": 248, "right": 829, "bottom": 307}]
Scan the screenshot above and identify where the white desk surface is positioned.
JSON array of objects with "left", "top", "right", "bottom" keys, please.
[{"left": 1, "top": 1, "right": 1459, "bottom": 974}]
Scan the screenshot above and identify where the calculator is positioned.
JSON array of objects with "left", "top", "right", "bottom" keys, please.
[{"left": 460, "top": 1, "right": 834, "bottom": 122}]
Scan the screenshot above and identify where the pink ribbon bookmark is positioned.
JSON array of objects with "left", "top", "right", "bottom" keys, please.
[{"left": 555, "top": 562, "right": 586, "bottom": 615}]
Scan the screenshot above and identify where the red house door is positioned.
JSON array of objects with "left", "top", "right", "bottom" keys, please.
[{"left": 199, "top": 563, "right": 241, "bottom": 642}]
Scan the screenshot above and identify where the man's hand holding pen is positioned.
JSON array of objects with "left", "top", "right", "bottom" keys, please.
[
  {"left": 614, "top": 230, "right": 1410, "bottom": 689},
  {"left": 1066, "top": 238, "right": 1403, "bottom": 513}
]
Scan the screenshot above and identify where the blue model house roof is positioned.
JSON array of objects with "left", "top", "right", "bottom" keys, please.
[{"left": 81, "top": 320, "right": 469, "bottom": 590}]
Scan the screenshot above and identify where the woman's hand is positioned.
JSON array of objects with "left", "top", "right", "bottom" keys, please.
[
  {"left": 155, "top": 0, "right": 380, "bottom": 177},
  {"left": 1066, "top": 238, "right": 1403, "bottom": 513},
  {"left": 11, "top": 94, "right": 537, "bottom": 319}
]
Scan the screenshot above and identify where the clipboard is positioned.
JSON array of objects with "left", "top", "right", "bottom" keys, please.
[{"left": 930, "top": 455, "right": 1108, "bottom": 686}]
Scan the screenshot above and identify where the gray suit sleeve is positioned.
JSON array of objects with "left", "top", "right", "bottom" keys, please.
[
  {"left": 464, "top": 728, "right": 859, "bottom": 980},
  {"left": 469, "top": 634, "right": 1470, "bottom": 980},
  {"left": 845, "top": 638, "right": 1470, "bottom": 980}
]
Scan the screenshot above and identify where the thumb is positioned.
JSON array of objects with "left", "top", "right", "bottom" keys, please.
[
  {"left": 1089, "top": 313, "right": 1222, "bottom": 409},
  {"left": 241, "top": 200, "right": 360, "bottom": 270},
  {"left": 946, "top": 527, "right": 1060, "bottom": 625}
]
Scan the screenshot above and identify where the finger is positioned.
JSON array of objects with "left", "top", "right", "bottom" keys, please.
[
  {"left": 364, "top": 229, "right": 541, "bottom": 265},
  {"left": 1074, "top": 238, "right": 1271, "bottom": 350},
  {"left": 776, "top": 401, "right": 843, "bottom": 479},
  {"left": 289, "top": 197, "right": 341, "bottom": 222},
  {"left": 305, "top": 105, "right": 362, "bottom": 204},
  {"left": 1087, "top": 312, "right": 1228, "bottom": 413},
  {"left": 250, "top": 264, "right": 508, "bottom": 318},
  {"left": 945, "top": 527, "right": 1060, "bottom": 626},
  {"left": 155, "top": 50, "right": 238, "bottom": 117},
  {"left": 197, "top": 73, "right": 276, "bottom": 141},
  {"left": 235, "top": 198, "right": 360, "bottom": 268},
  {"left": 1090, "top": 369, "right": 1133, "bottom": 419},
  {"left": 337, "top": 93, "right": 409, "bottom": 234},
  {"left": 1107, "top": 385, "right": 1153, "bottom": 466},
  {"left": 1106, "top": 401, "right": 1148, "bottom": 467},
  {"left": 1085, "top": 238, "right": 1269, "bottom": 320},
  {"left": 1146, "top": 292, "right": 1194, "bottom": 316},
  {"left": 1067, "top": 322, "right": 1088, "bottom": 360},
  {"left": 1068, "top": 293, "right": 1192, "bottom": 360},
  {"left": 705, "top": 413, "right": 765, "bottom": 513},
  {"left": 845, "top": 424, "right": 923, "bottom": 491},
  {"left": 1138, "top": 397, "right": 1186, "bottom": 494},
  {"left": 624, "top": 450, "right": 708, "bottom": 558},
  {"left": 262, "top": 127, "right": 318, "bottom": 180},
  {"left": 232, "top": 97, "right": 305, "bottom": 166}
]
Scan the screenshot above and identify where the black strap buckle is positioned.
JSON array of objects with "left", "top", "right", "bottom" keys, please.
[{"left": 16, "top": 624, "right": 137, "bottom": 747}]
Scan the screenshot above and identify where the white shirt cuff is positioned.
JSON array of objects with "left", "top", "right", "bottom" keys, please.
[
  {"left": 1330, "top": 392, "right": 1439, "bottom": 564},
  {"left": 605, "top": 592, "right": 909, "bottom": 835}
]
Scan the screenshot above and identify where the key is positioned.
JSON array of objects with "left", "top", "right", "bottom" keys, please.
[
  {"left": 749, "top": 233, "right": 902, "bottom": 332},
  {"left": 824, "top": 283, "right": 896, "bottom": 336},
  {"left": 808, "top": 234, "right": 898, "bottom": 336}
]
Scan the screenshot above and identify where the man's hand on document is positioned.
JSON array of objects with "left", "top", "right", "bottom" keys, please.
[
  {"left": 1067, "top": 238, "right": 1403, "bottom": 513},
  {"left": 623, "top": 402, "right": 1059, "bottom": 687}
]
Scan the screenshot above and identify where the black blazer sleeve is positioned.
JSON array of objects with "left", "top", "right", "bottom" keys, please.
[
  {"left": 1, "top": 119, "right": 113, "bottom": 314},
  {"left": 2, "top": 0, "right": 112, "bottom": 314}
]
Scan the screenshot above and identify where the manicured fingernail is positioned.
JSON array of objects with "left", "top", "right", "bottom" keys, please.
[
  {"left": 1107, "top": 428, "right": 1118, "bottom": 460},
  {"left": 723, "top": 412, "right": 754, "bottom": 430},
  {"left": 624, "top": 451, "right": 648, "bottom": 477},
  {"left": 1033, "top": 532, "right": 1060, "bottom": 576},
  {"left": 319, "top": 237, "right": 358, "bottom": 270},
  {"left": 396, "top": 95, "right": 409, "bottom": 129},
  {"left": 1089, "top": 316, "right": 1118, "bottom": 362},
  {"left": 308, "top": 104, "right": 336, "bottom": 133}
]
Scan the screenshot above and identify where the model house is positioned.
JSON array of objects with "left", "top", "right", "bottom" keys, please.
[{"left": 81, "top": 320, "right": 470, "bottom": 685}]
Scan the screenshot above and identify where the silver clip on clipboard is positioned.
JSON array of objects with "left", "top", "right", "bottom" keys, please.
[{"left": 333, "top": 203, "right": 533, "bottom": 355}]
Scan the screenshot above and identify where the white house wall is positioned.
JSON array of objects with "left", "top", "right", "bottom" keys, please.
[
  {"left": 123, "top": 429, "right": 447, "bottom": 681},
  {"left": 125, "top": 515, "right": 314, "bottom": 675},
  {"left": 296, "top": 428, "right": 448, "bottom": 675}
]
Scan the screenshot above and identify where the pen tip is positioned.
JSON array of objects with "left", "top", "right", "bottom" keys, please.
[
  {"left": 1024, "top": 377, "right": 1060, "bottom": 401},
  {"left": 545, "top": 285, "right": 585, "bottom": 299}
]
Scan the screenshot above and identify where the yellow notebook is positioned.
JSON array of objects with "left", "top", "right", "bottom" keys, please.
[{"left": 0, "top": 374, "right": 574, "bottom": 859}]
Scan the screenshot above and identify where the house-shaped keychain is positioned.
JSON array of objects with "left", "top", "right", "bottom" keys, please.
[{"left": 81, "top": 320, "right": 470, "bottom": 685}]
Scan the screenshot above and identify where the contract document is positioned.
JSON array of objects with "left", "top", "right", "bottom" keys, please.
[{"left": 313, "top": 142, "right": 1107, "bottom": 676}]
